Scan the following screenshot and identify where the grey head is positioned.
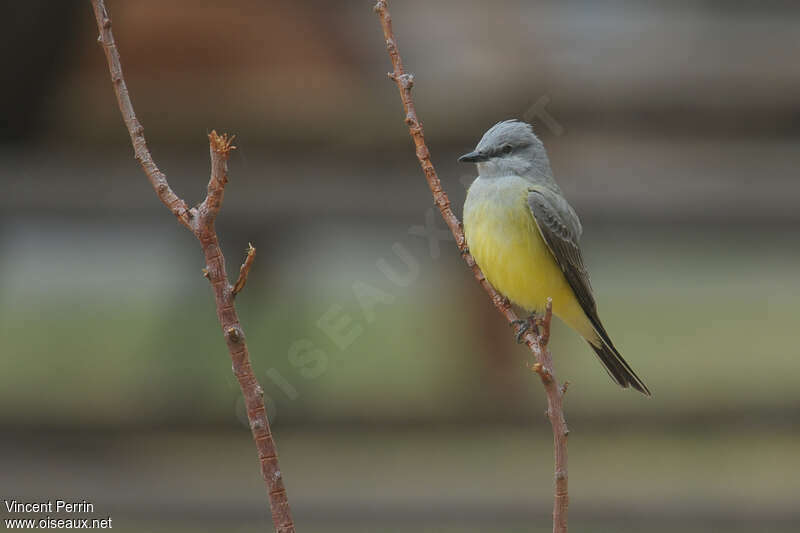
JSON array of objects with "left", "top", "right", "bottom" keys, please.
[{"left": 459, "top": 119, "right": 556, "bottom": 186}]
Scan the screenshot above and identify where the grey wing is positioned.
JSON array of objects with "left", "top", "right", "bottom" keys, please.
[
  {"left": 527, "top": 188, "right": 598, "bottom": 321},
  {"left": 527, "top": 187, "right": 651, "bottom": 395}
]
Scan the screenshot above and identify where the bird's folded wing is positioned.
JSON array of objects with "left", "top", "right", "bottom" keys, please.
[
  {"left": 526, "top": 188, "right": 600, "bottom": 325},
  {"left": 528, "top": 187, "right": 651, "bottom": 395}
]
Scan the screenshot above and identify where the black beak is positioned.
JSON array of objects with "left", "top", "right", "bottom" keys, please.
[{"left": 458, "top": 150, "right": 489, "bottom": 163}]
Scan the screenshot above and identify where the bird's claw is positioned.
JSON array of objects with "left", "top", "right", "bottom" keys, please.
[
  {"left": 510, "top": 314, "right": 537, "bottom": 344},
  {"left": 511, "top": 318, "right": 530, "bottom": 344}
]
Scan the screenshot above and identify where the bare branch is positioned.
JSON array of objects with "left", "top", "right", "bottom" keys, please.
[
  {"left": 374, "top": 2, "right": 569, "bottom": 531},
  {"left": 89, "top": 2, "right": 295, "bottom": 531},
  {"left": 233, "top": 243, "right": 256, "bottom": 297},
  {"left": 199, "top": 131, "right": 236, "bottom": 228},
  {"left": 90, "top": 0, "right": 190, "bottom": 229}
]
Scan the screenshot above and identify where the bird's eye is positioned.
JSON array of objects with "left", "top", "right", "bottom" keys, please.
[{"left": 501, "top": 144, "right": 513, "bottom": 154}]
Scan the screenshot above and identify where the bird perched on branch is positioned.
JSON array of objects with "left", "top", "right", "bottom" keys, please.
[{"left": 460, "top": 120, "right": 650, "bottom": 395}]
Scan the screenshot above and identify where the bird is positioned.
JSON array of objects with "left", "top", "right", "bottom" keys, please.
[{"left": 460, "top": 119, "right": 650, "bottom": 395}]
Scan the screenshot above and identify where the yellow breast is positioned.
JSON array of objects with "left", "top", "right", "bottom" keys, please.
[{"left": 463, "top": 176, "right": 588, "bottom": 334}]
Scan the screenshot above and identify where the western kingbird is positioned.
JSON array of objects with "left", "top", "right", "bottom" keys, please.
[{"left": 460, "top": 120, "right": 650, "bottom": 395}]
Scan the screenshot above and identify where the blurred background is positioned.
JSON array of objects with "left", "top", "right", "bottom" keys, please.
[{"left": 2, "top": 1, "right": 799, "bottom": 531}]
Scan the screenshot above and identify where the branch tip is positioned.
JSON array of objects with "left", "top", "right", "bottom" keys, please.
[
  {"left": 233, "top": 243, "right": 256, "bottom": 296},
  {"left": 209, "top": 130, "right": 237, "bottom": 157},
  {"left": 539, "top": 297, "right": 554, "bottom": 346},
  {"left": 373, "top": 0, "right": 388, "bottom": 14}
]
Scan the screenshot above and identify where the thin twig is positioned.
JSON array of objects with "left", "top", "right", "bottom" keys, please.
[
  {"left": 233, "top": 243, "right": 256, "bottom": 297},
  {"left": 373, "top": 2, "right": 569, "bottom": 531},
  {"left": 89, "top": 3, "right": 295, "bottom": 532},
  {"left": 89, "top": 1, "right": 190, "bottom": 229}
]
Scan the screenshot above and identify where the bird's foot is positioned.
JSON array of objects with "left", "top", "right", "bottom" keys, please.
[{"left": 511, "top": 313, "right": 537, "bottom": 344}]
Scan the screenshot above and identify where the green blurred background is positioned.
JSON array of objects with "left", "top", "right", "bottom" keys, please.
[{"left": 2, "top": 1, "right": 800, "bottom": 531}]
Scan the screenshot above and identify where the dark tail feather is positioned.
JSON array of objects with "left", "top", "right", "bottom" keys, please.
[{"left": 588, "top": 339, "right": 651, "bottom": 396}]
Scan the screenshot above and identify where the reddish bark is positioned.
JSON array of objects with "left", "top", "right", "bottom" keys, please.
[
  {"left": 374, "top": 2, "right": 569, "bottom": 531},
  {"left": 90, "top": 2, "right": 294, "bottom": 531}
]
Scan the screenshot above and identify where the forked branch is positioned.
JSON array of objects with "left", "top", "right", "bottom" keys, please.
[
  {"left": 373, "top": 2, "right": 569, "bottom": 531},
  {"left": 90, "top": 2, "right": 294, "bottom": 531}
]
